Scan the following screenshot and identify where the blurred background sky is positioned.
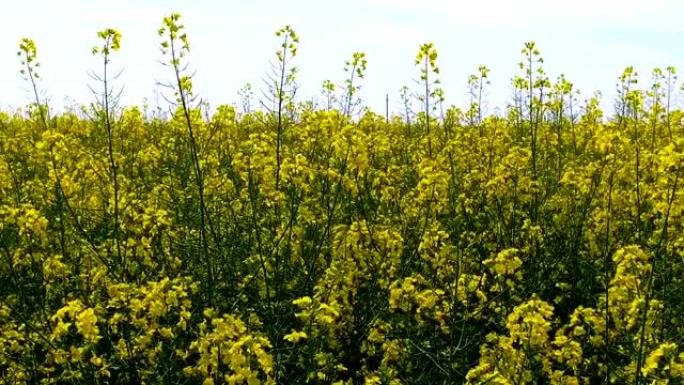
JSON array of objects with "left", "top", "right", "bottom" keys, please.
[{"left": 1, "top": 0, "right": 683, "bottom": 116}]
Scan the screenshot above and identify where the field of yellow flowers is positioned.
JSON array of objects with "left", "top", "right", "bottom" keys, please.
[{"left": 2, "top": 14, "right": 684, "bottom": 385}]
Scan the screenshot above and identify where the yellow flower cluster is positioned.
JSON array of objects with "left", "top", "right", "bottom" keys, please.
[{"left": 185, "top": 312, "right": 274, "bottom": 385}]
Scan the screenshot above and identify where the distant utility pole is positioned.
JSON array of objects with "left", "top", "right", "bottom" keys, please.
[{"left": 385, "top": 93, "right": 389, "bottom": 123}]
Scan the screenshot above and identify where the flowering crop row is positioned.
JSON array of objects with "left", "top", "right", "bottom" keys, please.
[{"left": 1, "top": 13, "right": 684, "bottom": 385}]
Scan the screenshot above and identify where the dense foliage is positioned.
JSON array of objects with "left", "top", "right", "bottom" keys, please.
[{"left": 2, "top": 13, "right": 684, "bottom": 385}]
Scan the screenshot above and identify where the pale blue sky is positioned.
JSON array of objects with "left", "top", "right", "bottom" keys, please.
[{"left": 2, "top": 0, "right": 683, "bottom": 116}]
